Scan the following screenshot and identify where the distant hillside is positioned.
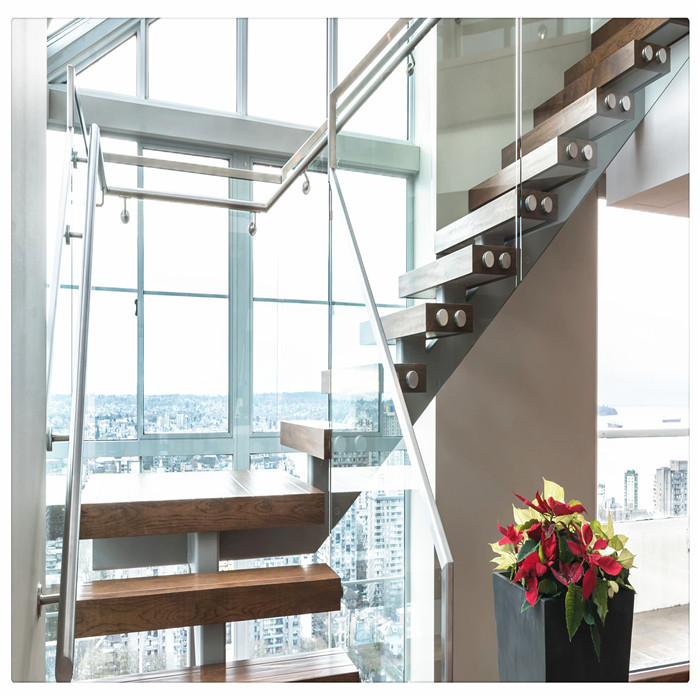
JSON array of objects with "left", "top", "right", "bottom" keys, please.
[{"left": 597, "top": 405, "right": 618, "bottom": 416}]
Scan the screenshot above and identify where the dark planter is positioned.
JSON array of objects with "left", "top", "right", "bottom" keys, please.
[{"left": 492, "top": 571, "right": 634, "bottom": 682}]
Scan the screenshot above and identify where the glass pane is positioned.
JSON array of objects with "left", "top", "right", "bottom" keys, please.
[
  {"left": 247, "top": 19, "right": 326, "bottom": 126},
  {"left": 252, "top": 301, "right": 328, "bottom": 432},
  {"left": 148, "top": 19, "right": 237, "bottom": 112},
  {"left": 92, "top": 138, "right": 137, "bottom": 290},
  {"left": 143, "top": 149, "right": 229, "bottom": 296},
  {"left": 597, "top": 203, "right": 689, "bottom": 671},
  {"left": 84, "top": 291, "right": 138, "bottom": 440},
  {"left": 332, "top": 170, "right": 407, "bottom": 307},
  {"left": 78, "top": 36, "right": 137, "bottom": 96},
  {"left": 253, "top": 168, "right": 328, "bottom": 302},
  {"left": 141, "top": 454, "right": 233, "bottom": 473},
  {"left": 338, "top": 19, "right": 408, "bottom": 141},
  {"left": 144, "top": 295, "right": 228, "bottom": 433}
]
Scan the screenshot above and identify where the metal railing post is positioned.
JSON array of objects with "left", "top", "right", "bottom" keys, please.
[{"left": 55, "top": 123, "right": 101, "bottom": 683}]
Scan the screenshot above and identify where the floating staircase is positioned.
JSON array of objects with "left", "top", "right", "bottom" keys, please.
[
  {"left": 53, "top": 17, "right": 688, "bottom": 684},
  {"left": 73, "top": 464, "right": 358, "bottom": 682}
]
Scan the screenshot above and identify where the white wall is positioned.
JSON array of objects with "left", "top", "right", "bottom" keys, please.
[
  {"left": 435, "top": 190, "right": 598, "bottom": 682},
  {"left": 11, "top": 19, "right": 48, "bottom": 681},
  {"left": 622, "top": 517, "right": 689, "bottom": 613}
]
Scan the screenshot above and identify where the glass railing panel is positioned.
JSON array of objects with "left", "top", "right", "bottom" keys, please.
[
  {"left": 329, "top": 161, "right": 450, "bottom": 680},
  {"left": 437, "top": 18, "right": 519, "bottom": 231}
]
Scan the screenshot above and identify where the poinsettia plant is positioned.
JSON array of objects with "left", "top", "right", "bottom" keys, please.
[{"left": 490, "top": 478, "right": 635, "bottom": 660}]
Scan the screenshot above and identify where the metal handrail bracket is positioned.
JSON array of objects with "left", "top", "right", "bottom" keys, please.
[{"left": 55, "top": 124, "right": 102, "bottom": 683}]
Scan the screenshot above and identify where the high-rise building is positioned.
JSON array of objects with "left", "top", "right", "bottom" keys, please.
[
  {"left": 624, "top": 470, "right": 638, "bottom": 511},
  {"left": 654, "top": 460, "right": 688, "bottom": 517}
]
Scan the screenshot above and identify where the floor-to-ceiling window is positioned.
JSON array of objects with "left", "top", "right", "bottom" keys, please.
[{"left": 44, "top": 17, "right": 416, "bottom": 680}]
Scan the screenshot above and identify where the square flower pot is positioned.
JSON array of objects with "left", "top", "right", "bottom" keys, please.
[{"left": 492, "top": 571, "right": 634, "bottom": 682}]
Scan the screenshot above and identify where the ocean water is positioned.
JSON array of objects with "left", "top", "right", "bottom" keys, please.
[{"left": 597, "top": 406, "right": 689, "bottom": 514}]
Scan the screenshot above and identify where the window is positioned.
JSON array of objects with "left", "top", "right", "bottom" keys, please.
[{"left": 597, "top": 200, "right": 689, "bottom": 671}]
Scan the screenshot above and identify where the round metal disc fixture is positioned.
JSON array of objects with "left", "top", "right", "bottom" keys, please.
[
  {"left": 454, "top": 309, "right": 467, "bottom": 328},
  {"left": 620, "top": 95, "right": 632, "bottom": 112},
  {"left": 333, "top": 436, "right": 347, "bottom": 453},
  {"left": 435, "top": 308, "right": 449, "bottom": 327},
  {"left": 641, "top": 45, "right": 654, "bottom": 62},
  {"left": 354, "top": 435, "right": 367, "bottom": 452},
  {"left": 566, "top": 142, "right": 578, "bottom": 159},
  {"left": 405, "top": 370, "right": 420, "bottom": 390},
  {"left": 581, "top": 144, "right": 594, "bottom": 162},
  {"left": 248, "top": 220, "right": 257, "bottom": 236},
  {"left": 541, "top": 196, "right": 554, "bottom": 214},
  {"left": 482, "top": 250, "right": 495, "bottom": 269},
  {"left": 656, "top": 47, "right": 668, "bottom": 64},
  {"left": 498, "top": 252, "right": 512, "bottom": 270},
  {"left": 524, "top": 194, "right": 538, "bottom": 212},
  {"left": 605, "top": 93, "right": 617, "bottom": 110}
]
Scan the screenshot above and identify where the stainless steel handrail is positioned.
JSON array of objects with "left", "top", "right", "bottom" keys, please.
[
  {"left": 330, "top": 170, "right": 453, "bottom": 682},
  {"left": 55, "top": 123, "right": 102, "bottom": 683}
]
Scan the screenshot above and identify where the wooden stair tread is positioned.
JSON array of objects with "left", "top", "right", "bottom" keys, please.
[
  {"left": 534, "top": 39, "right": 670, "bottom": 126},
  {"left": 399, "top": 244, "right": 516, "bottom": 300},
  {"left": 75, "top": 563, "right": 341, "bottom": 638},
  {"left": 93, "top": 648, "right": 359, "bottom": 683},
  {"left": 434, "top": 189, "right": 557, "bottom": 255},
  {"left": 567, "top": 18, "right": 687, "bottom": 85},
  {"left": 280, "top": 420, "right": 332, "bottom": 460},
  {"left": 380, "top": 303, "right": 473, "bottom": 340},
  {"left": 502, "top": 87, "right": 634, "bottom": 167},
  {"left": 80, "top": 470, "right": 325, "bottom": 539},
  {"left": 468, "top": 136, "right": 595, "bottom": 212}
]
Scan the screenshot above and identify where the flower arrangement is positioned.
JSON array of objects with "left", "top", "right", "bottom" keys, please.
[{"left": 490, "top": 478, "right": 635, "bottom": 659}]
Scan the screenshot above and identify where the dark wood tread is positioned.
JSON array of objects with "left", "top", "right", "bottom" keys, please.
[
  {"left": 75, "top": 563, "right": 341, "bottom": 638},
  {"left": 280, "top": 420, "right": 332, "bottom": 460},
  {"left": 534, "top": 39, "right": 670, "bottom": 126},
  {"left": 380, "top": 303, "right": 473, "bottom": 340},
  {"left": 568, "top": 18, "right": 688, "bottom": 84},
  {"left": 469, "top": 137, "right": 595, "bottom": 212},
  {"left": 80, "top": 470, "right": 325, "bottom": 539},
  {"left": 434, "top": 189, "right": 557, "bottom": 255},
  {"left": 91, "top": 648, "right": 360, "bottom": 683},
  {"left": 399, "top": 244, "right": 516, "bottom": 300},
  {"left": 502, "top": 87, "right": 634, "bottom": 168}
]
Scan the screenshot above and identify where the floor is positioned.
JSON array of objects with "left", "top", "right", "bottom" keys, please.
[{"left": 629, "top": 605, "right": 689, "bottom": 671}]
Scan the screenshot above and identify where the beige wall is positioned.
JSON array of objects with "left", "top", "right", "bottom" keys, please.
[
  {"left": 12, "top": 19, "right": 48, "bottom": 681},
  {"left": 435, "top": 189, "right": 598, "bottom": 682}
]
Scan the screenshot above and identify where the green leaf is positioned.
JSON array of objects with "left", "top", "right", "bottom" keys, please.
[
  {"left": 557, "top": 533, "right": 575, "bottom": 563},
  {"left": 516, "top": 537, "right": 539, "bottom": 563},
  {"left": 602, "top": 512, "right": 615, "bottom": 539},
  {"left": 542, "top": 477, "right": 566, "bottom": 503},
  {"left": 520, "top": 598, "right": 534, "bottom": 613},
  {"left": 589, "top": 621, "right": 602, "bottom": 662},
  {"left": 538, "top": 578, "right": 558, "bottom": 597},
  {"left": 512, "top": 506, "right": 531, "bottom": 526},
  {"left": 582, "top": 599, "right": 596, "bottom": 626},
  {"left": 591, "top": 520, "right": 609, "bottom": 540},
  {"left": 609, "top": 534, "right": 628, "bottom": 551},
  {"left": 565, "top": 584, "right": 584, "bottom": 641},
  {"left": 616, "top": 548, "right": 635, "bottom": 569},
  {"left": 592, "top": 579, "right": 609, "bottom": 623}
]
